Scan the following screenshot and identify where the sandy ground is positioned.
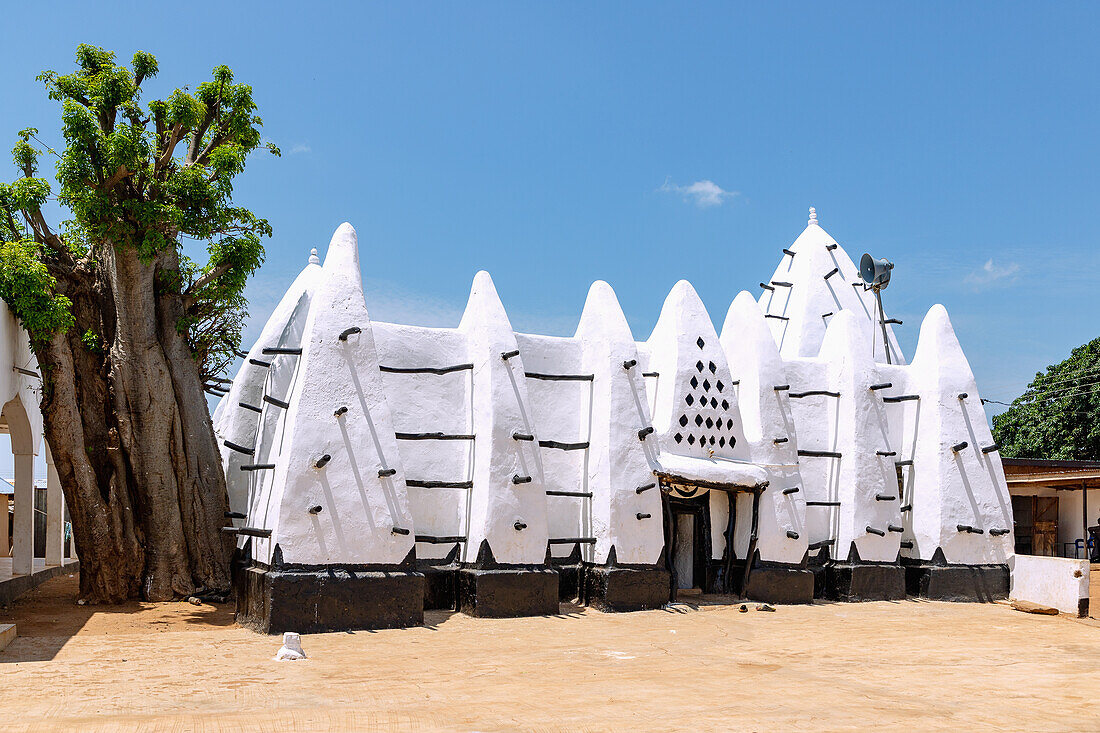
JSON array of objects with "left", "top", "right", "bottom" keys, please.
[{"left": 0, "top": 572, "right": 1097, "bottom": 732}]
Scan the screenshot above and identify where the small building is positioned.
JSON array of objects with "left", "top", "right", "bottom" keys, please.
[{"left": 1002, "top": 458, "right": 1099, "bottom": 559}]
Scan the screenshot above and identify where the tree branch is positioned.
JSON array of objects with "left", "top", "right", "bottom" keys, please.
[
  {"left": 101, "top": 165, "right": 131, "bottom": 191},
  {"left": 155, "top": 123, "right": 187, "bottom": 173},
  {"left": 186, "top": 80, "right": 225, "bottom": 165},
  {"left": 2, "top": 208, "right": 20, "bottom": 239},
  {"left": 189, "top": 130, "right": 230, "bottom": 169},
  {"left": 183, "top": 262, "right": 232, "bottom": 303},
  {"left": 22, "top": 208, "right": 77, "bottom": 271}
]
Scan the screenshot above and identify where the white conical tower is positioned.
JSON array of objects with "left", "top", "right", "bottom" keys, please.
[
  {"left": 647, "top": 281, "right": 749, "bottom": 463},
  {"left": 906, "top": 305, "right": 1013, "bottom": 564},
  {"left": 214, "top": 250, "right": 323, "bottom": 516},
  {"left": 720, "top": 291, "right": 808, "bottom": 565},
  {"left": 816, "top": 311, "right": 902, "bottom": 563},
  {"left": 644, "top": 281, "right": 766, "bottom": 575},
  {"left": 576, "top": 281, "right": 664, "bottom": 566},
  {"left": 759, "top": 207, "right": 905, "bottom": 365},
  {"left": 245, "top": 223, "right": 415, "bottom": 566},
  {"left": 458, "top": 271, "right": 549, "bottom": 565}
]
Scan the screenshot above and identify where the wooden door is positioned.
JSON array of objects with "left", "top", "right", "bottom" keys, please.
[{"left": 1033, "top": 497, "right": 1059, "bottom": 557}]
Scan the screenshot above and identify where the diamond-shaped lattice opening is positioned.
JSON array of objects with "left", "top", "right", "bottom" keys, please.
[
  {"left": 696, "top": 361, "right": 705, "bottom": 372},
  {"left": 705, "top": 417, "right": 713, "bottom": 429},
  {"left": 721, "top": 399, "right": 729, "bottom": 410},
  {"left": 710, "top": 397, "right": 718, "bottom": 408},
  {"left": 729, "top": 436, "right": 736, "bottom": 447},
  {"left": 686, "top": 394, "right": 694, "bottom": 406},
  {"left": 708, "top": 361, "right": 717, "bottom": 373},
  {"left": 674, "top": 433, "right": 683, "bottom": 443},
  {"left": 716, "top": 380, "right": 724, "bottom": 392},
  {"left": 709, "top": 436, "right": 716, "bottom": 445},
  {"left": 719, "top": 436, "right": 726, "bottom": 447},
  {"left": 690, "top": 376, "right": 698, "bottom": 388},
  {"left": 679, "top": 414, "right": 689, "bottom": 427},
  {"left": 696, "top": 337, "right": 705, "bottom": 349},
  {"left": 726, "top": 419, "right": 734, "bottom": 430},
  {"left": 687, "top": 434, "right": 696, "bottom": 445},
  {"left": 695, "top": 414, "right": 704, "bottom": 426},
  {"left": 703, "top": 379, "right": 711, "bottom": 392}
]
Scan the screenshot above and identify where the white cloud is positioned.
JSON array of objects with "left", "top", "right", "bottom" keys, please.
[
  {"left": 964, "top": 258, "right": 1020, "bottom": 288},
  {"left": 289, "top": 143, "right": 312, "bottom": 155},
  {"left": 659, "top": 178, "right": 739, "bottom": 208}
]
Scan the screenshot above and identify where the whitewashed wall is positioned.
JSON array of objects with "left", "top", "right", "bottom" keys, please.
[
  {"left": 720, "top": 292, "right": 807, "bottom": 565},
  {"left": 241, "top": 224, "right": 416, "bottom": 566},
  {"left": 1010, "top": 555, "right": 1089, "bottom": 616},
  {"left": 751, "top": 210, "right": 1013, "bottom": 567},
  {"left": 220, "top": 211, "right": 1013, "bottom": 575},
  {"left": 214, "top": 254, "right": 322, "bottom": 517},
  {"left": 904, "top": 305, "right": 1013, "bottom": 564},
  {"left": 574, "top": 282, "right": 664, "bottom": 565}
]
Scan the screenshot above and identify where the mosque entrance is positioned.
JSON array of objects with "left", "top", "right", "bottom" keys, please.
[
  {"left": 658, "top": 471, "right": 765, "bottom": 598},
  {"left": 663, "top": 491, "right": 711, "bottom": 596}
]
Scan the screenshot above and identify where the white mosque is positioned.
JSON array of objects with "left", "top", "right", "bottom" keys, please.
[{"left": 214, "top": 209, "right": 1013, "bottom": 633}]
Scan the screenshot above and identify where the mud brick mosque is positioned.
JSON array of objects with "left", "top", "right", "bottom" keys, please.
[{"left": 213, "top": 208, "right": 1013, "bottom": 633}]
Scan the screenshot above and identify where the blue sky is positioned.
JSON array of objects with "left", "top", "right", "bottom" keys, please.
[{"left": 2, "top": 2, "right": 1098, "bottom": 479}]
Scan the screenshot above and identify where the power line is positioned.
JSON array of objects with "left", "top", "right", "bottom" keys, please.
[
  {"left": 1027, "top": 377, "right": 1100, "bottom": 400},
  {"left": 989, "top": 383, "right": 1100, "bottom": 409},
  {"left": 1025, "top": 364, "right": 1100, "bottom": 390},
  {"left": 981, "top": 361, "right": 1100, "bottom": 408},
  {"left": 1022, "top": 383, "right": 1100, "bottom": 407},
  {"left": 1029, "top": 387, "right": 1100, "bottom": 405}
]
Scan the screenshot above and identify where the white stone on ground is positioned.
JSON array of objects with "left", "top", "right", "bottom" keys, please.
[{"left": 275, "top": 632, "right": 307, "bottom": 661}]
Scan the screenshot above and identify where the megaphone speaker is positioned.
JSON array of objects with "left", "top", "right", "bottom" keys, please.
[{"left": 860, "top": 253, "right": 894, "bottom": 287}]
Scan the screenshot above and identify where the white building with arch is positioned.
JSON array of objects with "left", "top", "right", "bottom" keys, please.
[{"left": 0, "top": 301, "right": 72, "bottom": 603}]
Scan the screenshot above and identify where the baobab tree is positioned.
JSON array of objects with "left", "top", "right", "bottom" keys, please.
[{"left": 0, "top": 45, "right": 278, "bottom": 602}]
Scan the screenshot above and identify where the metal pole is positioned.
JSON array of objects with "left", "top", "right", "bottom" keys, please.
[{"left": 875, "top": 287, "right": 892, "bottom": 365}]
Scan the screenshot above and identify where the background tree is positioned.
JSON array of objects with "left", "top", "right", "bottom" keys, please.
[
  {"left": 992, "top": 336, "right": 1100, "bottom": 460},
  {"left": 0, "top": 45, "right": 278, "bottom": 602}
]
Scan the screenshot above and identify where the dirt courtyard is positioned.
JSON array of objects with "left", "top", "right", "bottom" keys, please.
[{"left": 0, "top": 574, "right": 1098, "bottom": 732}]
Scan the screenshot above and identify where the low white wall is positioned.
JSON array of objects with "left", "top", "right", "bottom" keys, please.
[{"left": 1010, "top": 555, "right": 1089, "bottom": 616}]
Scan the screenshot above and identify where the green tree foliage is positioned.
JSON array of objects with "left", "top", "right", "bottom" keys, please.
[
  {"left": 992, "top": 337, "right": 1100, "bottom": 460},
  {"left": 0, "top": 44, "right": 278, "bottom": 382},
  {"left": 0, "top": 45, "right": 279, "bottom": 601}
]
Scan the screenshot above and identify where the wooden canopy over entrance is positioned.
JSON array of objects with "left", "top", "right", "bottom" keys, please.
[{"left": 655, "top": 471, "right": 766, "bottom": 597}]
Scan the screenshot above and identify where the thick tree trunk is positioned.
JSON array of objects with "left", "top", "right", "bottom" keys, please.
[{"left": 37, "top": 246, "right": 232, "bottom": 603}]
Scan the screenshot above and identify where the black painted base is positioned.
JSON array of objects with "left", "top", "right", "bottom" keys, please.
[
  {"left": 420, "top": 563, "right": 459, "bottom": 611},
  {"left": 904, "top": 563, "right": 1009, "bottom": 602},
  {"left": 555, "top": 562, "right": 583, "bottom": 602},
  {"left": 456, "top": 567, "right": 559, "bottom": 618},
  {"left": 584, "top": 565, "right": 671, "bottom": 612},
  {"left": 742, "top": 566, "right": 815, "bottom": 604},
  {"left": 810, "top": 564, "right": 827, "bottom": 599},
  {"left": 236, "top": 565, "right": 425, "bottom": 634},
  {"left": 825, "top": 563, "right": 906, "bottom": 602}
]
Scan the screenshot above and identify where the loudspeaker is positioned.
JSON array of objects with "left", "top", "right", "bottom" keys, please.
[{"left": 860, "top": 253, "right": 893, "bottom": 287}]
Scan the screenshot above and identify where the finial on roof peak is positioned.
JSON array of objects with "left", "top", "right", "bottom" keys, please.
[
  {"left": 309, "top": 248, "right": 320, "bottom": 265},
  {"left": 808, "top": 207, "right": 818, "bottom": 226}
]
